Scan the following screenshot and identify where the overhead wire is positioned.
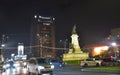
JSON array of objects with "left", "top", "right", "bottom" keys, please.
[{"left": 0, "top": 45, "right": 69, "bottom": 50}]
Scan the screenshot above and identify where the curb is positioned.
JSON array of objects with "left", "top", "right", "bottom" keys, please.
[{"left": 81, "top": 68, "right": 120, "bottom": 74}]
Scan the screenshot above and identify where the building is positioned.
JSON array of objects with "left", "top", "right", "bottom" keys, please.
[
  {"left": 105, "top": 28, "right": 120, "bottom": 41},
  {"left": 30, "top": 15, "right": 56, "bottom": 58},
  {"left": 106, "top": 28, "right": 120, "bottom": 58},
  {"left": 86, "top": 43, "right": 109, "bottom": 58},
  {"left": 86, "top": 28, "right": 120, "bottom": 58}
]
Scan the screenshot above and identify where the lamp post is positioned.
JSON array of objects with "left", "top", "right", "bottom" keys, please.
[
  {"left": 0, "top": 35, "right": 6, "bottom": 61},
  {"left": 111, "top": 42, "right": 118, "bottom": 58},
  {"left": 59, "top": 40, "right": 63, "bottom": 58},
  {"left": 1, "top": 44, "right": 5, "bottom": 61},
  {"left": 37, "top": 34, "right": 43, "bottom": 57},
  {"left": 64, "top": 39, "right": 68, "bottom": 53}
]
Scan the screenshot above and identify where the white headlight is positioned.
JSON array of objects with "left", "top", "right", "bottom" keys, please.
[
  {"left": 13, "top": 64, "right": 16, "bottom": 66},
  {"left": 3, "top": 65, "right": 6, "bottom": 68},
  {"left": 6, "top": 64, "right": 10, "bottom": 67},
  {"left": 50, "top": 62, "right": 52, "bottom": 64},
  {"left": 23, "top": 62, "right": 27, "bottom": 65},
  {"left": 51, "top": 65, "right": 54, "bottom": 69},
  {"left": 38, "top": 66, "right": 45, "bottom": 69}
]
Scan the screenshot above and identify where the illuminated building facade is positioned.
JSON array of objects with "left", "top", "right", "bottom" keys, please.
[
  {"left": 86, "top": 28, "right": 120, "bottom": 58},
  {"left": 86, "top": 43, "right": 109, "bottom": 58},
  {"left": 30, "top": 15, "right": 56, "bottom": 58}
]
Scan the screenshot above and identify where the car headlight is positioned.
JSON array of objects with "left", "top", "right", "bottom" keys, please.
[
  {"left": 23, "top": 62, "right": 27, "bottom": 66},
  {"left": 50, "top": 62, "right": 52, "bottom": 64},
  {"left": 38, "top": 66, "right": 45, "bottom": 69},
  {"left": 13, "top": 64, "right": 18, "bottom": 67},
  {"left": 51, "top": 65, "right": 54, "bottom": 69},
  {"left": 6, "top": 64, "right": 10, "bottom": 67},
  {"left": 3, "top": 65, "right": 6, "bottom": 68}
]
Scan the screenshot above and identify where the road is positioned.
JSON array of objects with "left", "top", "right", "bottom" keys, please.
[{"left": 0, "top": 65, "right": 119, "bottom": 75}]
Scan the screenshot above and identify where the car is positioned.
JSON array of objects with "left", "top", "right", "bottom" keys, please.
[
  {"left": 115, "top": 58, "right": 120, "bottom": 63},
  {"left": 0, "top": 61, "right": 6, "bottom": 72},
  {"left": 14, "top": 60, "right": 28, "bottom": 68},
  {"left": 22, "top": 60, "right": 28, "bottom": 68},
  {"left": 80, "top": 58, "right": 102, "bottom": 67},
  {"left": 50, "top": 59, "right": 65, "bottom": 68},
  {"left": 101, "top": 57, "right": 120, "bottom": 66},
  {"left": 3, "top": 61, "right": 15, "bottom": 69},
  {"left": 27, "top": 57, "right": 54, "bottom": 75}
]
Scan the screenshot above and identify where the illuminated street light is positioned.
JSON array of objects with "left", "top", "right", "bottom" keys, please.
[
  {"left": 1, "top": 44, "right": 5, "bottom": 47},
  {"left": 110, "top": 42, "right": 119, "bottom": 58},
  {"left": 111, "top": 42, "right": 117, "bottom": 46},
  {"left": 37, "top": 33, "right": 43, "bottom": 57},
  {"left": 0, "top": 44, "right": 5, "bottom": 61},
  {"left": 0, "top": 34, "right": 8, "bottom": 61}
]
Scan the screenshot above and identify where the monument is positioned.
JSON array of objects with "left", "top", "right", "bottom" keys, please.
[{"left": 63, "top": 25, "right": 88, "bottom": 62}]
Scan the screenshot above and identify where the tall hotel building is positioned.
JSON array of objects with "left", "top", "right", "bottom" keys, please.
[{"left": 30, "top": 15, "right": 56, "bottom": 58}]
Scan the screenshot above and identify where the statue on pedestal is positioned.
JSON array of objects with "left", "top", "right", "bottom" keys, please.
[
  {"left": 71, "top": 25, "right": 83, "bottom": 53},
  {"left": 63, "top": 25, "right": 88, "bottom": 62}
]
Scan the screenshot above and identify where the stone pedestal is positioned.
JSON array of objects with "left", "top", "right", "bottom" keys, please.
[{"left": 63, "top": 49, "right": 88, "bottom": 61}]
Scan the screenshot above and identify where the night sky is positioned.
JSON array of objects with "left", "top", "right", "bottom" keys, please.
[{"left": 0, "top": 0, "right": 120, "bottom": 47}]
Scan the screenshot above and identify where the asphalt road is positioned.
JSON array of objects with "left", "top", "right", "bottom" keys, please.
[{"left": 0, "top": 65, "right": 120, "bottom": 75}]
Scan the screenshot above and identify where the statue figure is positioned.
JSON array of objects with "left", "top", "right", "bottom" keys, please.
[{"left": 72, "top": 25, "right": 77, "bottom": 34}]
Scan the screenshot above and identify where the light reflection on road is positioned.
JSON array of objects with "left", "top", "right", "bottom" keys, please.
[
  {"left": 1, "top": 67, "right": 28, "bottom": 75},
  {"left": 1, "top": 67, "right": 50, "bottom": 75}
]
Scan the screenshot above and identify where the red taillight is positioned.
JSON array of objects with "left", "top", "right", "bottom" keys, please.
[{"left": 110, "top": 55, "right": 113, "bottom": 58}]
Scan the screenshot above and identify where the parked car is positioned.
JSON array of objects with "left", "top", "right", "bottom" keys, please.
[
  {"left": 101, "top": 57, "right": 120, "bottom": 66},
  {"left": 0, "top": 61, "right": 6, "bottom": 72},
  {"left": 27, "top": 57, "right": 54, "bottom": 75},
  {"left": 50, "top": 59, "right": 65, "bottom": 68},
  {"left": 116, "top": 58, "right": 120, "bottom": 63},
  {"left": 80, "top": 58, "right": 102, "bottom": 67}
]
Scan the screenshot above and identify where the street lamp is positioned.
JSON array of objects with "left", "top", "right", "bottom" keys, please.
[
  {"left": 0, "top": 34, "right": 9, "bottom": 61},
  {"left": 58, "top": 40, "right": 63, "bottom": 58},
  {"left": 111, "top": 42, "right": 117, "bottom": 46},
  {"left": 111, "top": 42, "right": 118, "bottom": 58},
  {"left": 0, "top": 44, "right": 5, "bottom": 61},
  {"left": 37, "top": 33, "right": 43, "bottom": 57},
  {"left": 64, "top": 39, "right": 68, "bottom": 53},
  {"left": 1, "top": 44, "right": 5, "bottom": 47},
  {"left": 0, "top": 35, "right": 6, "bottom": 61}
]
